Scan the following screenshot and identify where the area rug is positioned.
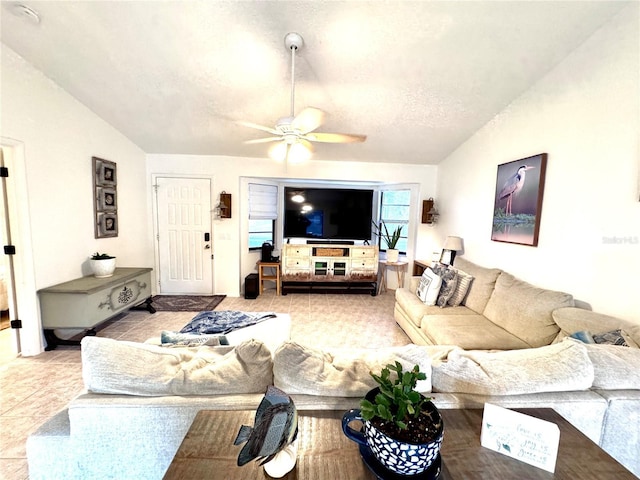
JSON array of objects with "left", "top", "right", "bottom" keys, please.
[{"left": 150, "top": 295, "right": 226, "bottom": 312}]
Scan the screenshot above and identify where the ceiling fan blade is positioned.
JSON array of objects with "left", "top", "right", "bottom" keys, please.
[
  {"left": 244, "top": 137, "right": 282, "bottom": 145},
  {"left": 303, "top": 132, "right": 367, "bottom": 143},
  {"left": 236, "top": 120, "right": 278, "bottom": 135},
  {"left": 291, "top": 107, "right": 326, "bottom": 134}
]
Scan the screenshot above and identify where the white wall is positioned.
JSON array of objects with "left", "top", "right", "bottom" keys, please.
[
  {"left": 147, "top": 155, "right": 438, "bottom": 296},
  {"left": 436, "top": 5, "right": 640, "bottom": 322},
  {"left": 1, "top": 44, "right": 151, "bottom": 353}
]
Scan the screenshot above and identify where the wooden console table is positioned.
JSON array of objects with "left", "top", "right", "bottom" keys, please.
[
  {"left": 163, "top": 408, "right": 635, "bottom": 479},
  {"left": 38, "top": 267, "right": 154, "bottom": 350}
]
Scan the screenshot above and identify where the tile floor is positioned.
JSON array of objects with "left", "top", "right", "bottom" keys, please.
[{"left": 0, "top": 289, "right": 406, "bottom": 479}]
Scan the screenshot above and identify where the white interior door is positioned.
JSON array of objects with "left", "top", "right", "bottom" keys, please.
[{"left": 156, "top": 177, "right": 213, "bottom": 294}]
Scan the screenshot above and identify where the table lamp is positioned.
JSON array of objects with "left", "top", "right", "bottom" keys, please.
[{"left": 441, "top": 236, "right": 463, "bottom": 265}]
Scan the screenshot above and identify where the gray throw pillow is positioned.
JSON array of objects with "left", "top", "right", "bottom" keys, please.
[{"left": 432, "top": 263, "right": 458, "bottom": 308}]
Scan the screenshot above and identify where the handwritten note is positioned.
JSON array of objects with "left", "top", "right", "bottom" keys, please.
[{"left": 480, "top": 403, "right": 560, "bottom": 473}]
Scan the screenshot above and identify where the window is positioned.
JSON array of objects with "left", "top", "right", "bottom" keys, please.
[
  {"left": 248, "top": 219, "right": 274, "bottom": 249},
  {"left": 379, "top": 189, "right": 410, "bottom": 253},
  {"left": 248, "top": 183, "right": 278, "bottom": 251}
]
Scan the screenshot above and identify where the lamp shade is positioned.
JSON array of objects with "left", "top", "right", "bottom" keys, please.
[{"left": 443, "top": 236, "right": 463, "bottom": 251}]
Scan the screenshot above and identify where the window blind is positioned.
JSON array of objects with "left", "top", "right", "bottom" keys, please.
[{"left": 249, "top": 183, "right": 278, "bottom": 220}]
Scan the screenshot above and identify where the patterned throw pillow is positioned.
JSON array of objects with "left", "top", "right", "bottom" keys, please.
[
  {"left": 431, "top": 263, "right": 459, "bottom": 308},
  {"left": 592, "top": 329, "right": 638, "bottom": 348},
  {"left": 447, "top": 268, "right": 474, "bottom": 307},
  {"left": 416, "top": 268, "right": 442, "bottom": 306}
]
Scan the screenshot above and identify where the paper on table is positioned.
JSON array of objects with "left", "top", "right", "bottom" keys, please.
[{"left": 480, "top": 403, "right": 560, "bottom": 473}]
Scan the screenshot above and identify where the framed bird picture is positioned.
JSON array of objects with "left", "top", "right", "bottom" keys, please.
[{"left": 491, "top": 153, "right": 547, "bottom": 246}]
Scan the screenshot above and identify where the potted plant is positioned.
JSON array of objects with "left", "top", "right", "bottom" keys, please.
[
  {"left": 90, "top": 252, "right": 116, "bottom": 278},
  {"left": 372, "top": 221, "right": 403, "bottom": 262},
  {"left": 342, "top": 362, "right": 443, "bottom": 476}
]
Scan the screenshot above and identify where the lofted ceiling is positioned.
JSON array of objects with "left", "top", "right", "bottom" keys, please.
[{"left": 0, "top": 1, "right": 631, "bottom": 164}]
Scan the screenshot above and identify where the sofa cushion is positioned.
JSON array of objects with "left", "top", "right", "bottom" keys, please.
[
  {"left": 395, "top": 288, "right": 478, "bottom": 328},
  {"left": 81, "top": 337, "right": 273, "bottom": 396},
  {"left": 578, "top": 340, "right": 640, "bottom": 389},
  {"left": 416, "top": 268, "right": 442, "bottom": 306},
  {"left": 451, "top": 258, "right": 501, "bottom": 314},
  {"left": 431, "top": 340, "right": 593, "bottom": 395},
  {"left": 273, "top": 341, "right": 449, "bottom": 397},
  {"left": 552, "top": 307, "right": 640, "bottom": 345},
  {"left": 483, "top": 273, "right": 573, "bottom": 347},
  {"left": 420, "top": 314, "right": 530, "bottom": 350}
]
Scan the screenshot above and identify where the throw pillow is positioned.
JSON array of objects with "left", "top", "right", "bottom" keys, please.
[
  {"left": 592, "top": 329, "right": 638, "bottom": 348},
  {"left": 431, "top": 263, "right": 458, "bottom": 308},
  {"left": 447, "top": 268, "right": 474, "bottom": 307},
  {"left": 416, "top": 268, "right": 442, "bottom": 306},
  {"left": 569, "top": 330, "right": 596, "bottom": 344}
]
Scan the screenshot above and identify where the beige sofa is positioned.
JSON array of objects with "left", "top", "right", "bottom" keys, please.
[
  {"left": 27, "top": 331, "right": 640, "bottom": 479},
  {"left": 395, "top": 257, "right": 578, "bottom": 349}
]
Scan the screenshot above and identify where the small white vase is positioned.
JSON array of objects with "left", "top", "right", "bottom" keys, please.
[
  {"left": 90, "top": 258, "right": 116, "bottom": 278},
  {"left": 386, "top": 249, "right": 400, "bottom": 263}
]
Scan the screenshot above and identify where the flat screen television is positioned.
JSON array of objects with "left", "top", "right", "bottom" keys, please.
[{"left": 284, "top": 187, "right": 374, "bottom": 241}]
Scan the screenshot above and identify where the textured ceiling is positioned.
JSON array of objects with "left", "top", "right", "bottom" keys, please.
[{"left": 0, "top": 1, "right": 631, "bottom": 164}]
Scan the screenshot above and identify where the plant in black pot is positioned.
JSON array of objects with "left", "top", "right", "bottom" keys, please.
[{"left": 342, "top": 362, "right": 444, "bottom": 477}]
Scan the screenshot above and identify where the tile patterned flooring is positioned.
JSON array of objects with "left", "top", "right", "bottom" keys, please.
[{"left": 0, "top": 289, "right": 407, "bottom": 479}]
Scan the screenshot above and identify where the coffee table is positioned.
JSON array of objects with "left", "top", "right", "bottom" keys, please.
[{"left": 163, "top": 408, "right": 635, "bottom": 479}]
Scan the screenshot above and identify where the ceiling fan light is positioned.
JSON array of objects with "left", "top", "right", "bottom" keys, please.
[
  {"left": 291, "top": 193, "right": 305, "bottom": 203},
  {"left": 289, "top": 141, "right": 312, "bottom": 163},
  {"left": 269, "top": 142, "right": 288, "bottom": 162}
]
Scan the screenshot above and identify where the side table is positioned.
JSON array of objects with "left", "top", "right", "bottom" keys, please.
[
  {"left": 257, "top": 261, "right": 280, "bottom": 296},
  {"left": 378, "top": 260, "right": 408, "bottom": 294},
  {"left": 413, "top": 259, "right": 430, "bottom": 276}
]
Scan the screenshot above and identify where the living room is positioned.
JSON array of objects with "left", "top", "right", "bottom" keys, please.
[
  {"left": 1, "top": 2, "right": 639, "bottom": 478},
  {"left": 1, "top": 1, "right": 638, "bottom": 358}
]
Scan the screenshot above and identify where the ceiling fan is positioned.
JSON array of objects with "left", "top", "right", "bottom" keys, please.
[{"left": 238, "top": 32, "right": 366, "bottom": 162}]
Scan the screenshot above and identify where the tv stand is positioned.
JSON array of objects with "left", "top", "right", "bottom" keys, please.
[{"left": 281, "top": 244, "right": 378, "bottom": 295}]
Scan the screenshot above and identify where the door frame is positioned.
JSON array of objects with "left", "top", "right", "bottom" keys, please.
[
  {"left": 151, "top": 174, "right": 216, "bottom": 295},
  {"left": 0, "top": 138, "right": 42, "bottom": 356}
]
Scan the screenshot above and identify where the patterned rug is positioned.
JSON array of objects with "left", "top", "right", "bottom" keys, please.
[{"left": 150, "top": 295, "right": 226, "bottom": 312}]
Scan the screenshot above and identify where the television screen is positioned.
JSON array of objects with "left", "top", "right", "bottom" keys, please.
[{"left": 284, "top": 187, "right": 373, "bottom": 241}]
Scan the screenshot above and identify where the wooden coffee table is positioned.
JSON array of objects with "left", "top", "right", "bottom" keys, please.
[{"left": 163, "top": 408, "right": 635, "bottom": 479}]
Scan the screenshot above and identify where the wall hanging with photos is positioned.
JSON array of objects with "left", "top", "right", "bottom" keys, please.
[{"left": 93, "top": 156, "right": 118, "bottom": 238}]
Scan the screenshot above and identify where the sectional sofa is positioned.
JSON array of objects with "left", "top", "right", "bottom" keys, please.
[
  {"left": 25, "top": 258, "right": 640, "bottom": 479},
  {"left": 27, "top": 332, "right": 640, "bottom": 478}
]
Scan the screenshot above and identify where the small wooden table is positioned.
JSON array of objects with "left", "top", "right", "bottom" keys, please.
[
  {"left": 378, "top": 260, "right": 408, "bottom": 294},
  {"left": 257, "top": 261, "right": 280, "bottom": 296},
  {"left": 163, "top": 408, "right": 635, "bottom": 479}
]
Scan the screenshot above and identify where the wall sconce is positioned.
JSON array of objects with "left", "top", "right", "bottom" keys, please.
[
  {"left": 421, "top": 197, "right": 439, "bottom": 224},
  {"left": 440, "top": 236, "right": 463, "bottom": 265},
  {"left": 215, "top": 191, "right": 232, "bottom": 219}
]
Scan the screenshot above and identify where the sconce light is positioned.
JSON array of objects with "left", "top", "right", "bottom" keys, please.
[
  {"left": 440, "top": 236, "right": 463, "bottom": 265},
  {"left": 421, "top": 197, "right": 439, "bottom": 224},
  {"left": 216, "top": 191, "right": 232, "bottom": 219}
]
